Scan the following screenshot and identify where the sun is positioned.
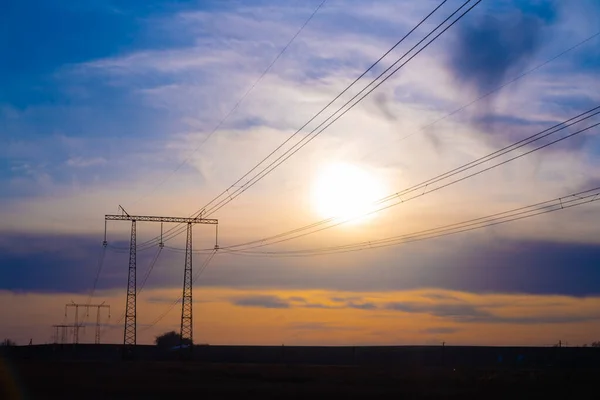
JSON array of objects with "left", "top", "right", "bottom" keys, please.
[{"left": 311, "top": 162, "right": 385, "bottom": 223}]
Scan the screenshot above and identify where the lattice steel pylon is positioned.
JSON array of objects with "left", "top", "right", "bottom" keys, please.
[
  {"left": 65, "top": 302, "right": 111, "bottom": 344},
  {"left": 180, "top": 223, "right": 193, "bottom": 347},
  {"left": 105, "top": 206, "right": 218, "bottom": 348},
  {"left": 124, "top": 219, "right": 137, "bottom": 346},
  {"left": 94, "top": 304, "right": 111, "bottom": 344},
  {"left": 64, "top": 303, "right": 81, "bottom": 344},
  {"left": 52, "top": 324, "right": 77, "bottom": 344}
]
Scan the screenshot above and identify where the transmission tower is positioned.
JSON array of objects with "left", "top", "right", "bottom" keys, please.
[
  {"left": 93, "top": 303, "right": 111, "bottom": 344},
  {"left": 181, "top": 223, "right": 193, "bottom": 346},
  {"left": 52, "top": 324, "right": 78, "bottom": 344},
  {"left": 105, "top": 206, "right": 218, "bottom": 347},
  {"left": 65, "top": 302, "right": 111, "bottom": 344}
]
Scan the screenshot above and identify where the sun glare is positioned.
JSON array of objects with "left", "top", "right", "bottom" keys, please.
[{"left": 312, "top": 162, "right": 385, "bottom": 223}]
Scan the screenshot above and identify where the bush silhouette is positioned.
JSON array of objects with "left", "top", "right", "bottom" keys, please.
[{"left": 155, "top": 331, "right": 192, "bottom": 349}]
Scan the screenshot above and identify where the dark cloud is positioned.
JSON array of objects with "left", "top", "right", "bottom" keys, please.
[
  {"left": 385, "top": 299, "right": 600, "bottom": 325},
  {"left": 213, "top": 238, "right": 600, "bottom": 297},
  {"left": 447, "top": 4, "right": 554, "bottom": 97},
  {"left": 445, "top": 2, "right": 557, "bottom": 134},
  {"left": 231, "top": 295, "right": 290, "bottom": 309},
  {"left": 0, "top": 232, "right": 191, "bottom": 294},
  {"left": 421, "top": 293, "right": 460, "bottom": 301},
  {"left": 422, "top": 125, "right": 443, "bottom": 155},
  {"left": 228, "top": 294, "right": 376, "bottom": 311},
  {"left": 373, "top": 92, "right": 397, "bottom": 121},
  {"left": 288, "top": 296, "right": 306, "bottom": 302},
  {"left": 386, "top": 301, "right": 488, "bottom": 319},
  {"left": 303, "top": 302, "right": 340, "bottom": 309},
  {"left": 3, "top": 232, "right": 600, "bottom": 297},
  {"left": 486, "top": 314, "right": 600, "bottom": 325},
  {"left": 347, "top": 302, "right": 377, "bottom": 310},
  {"left": 330, "top": 296, "right": 362, "bottom": 303}
]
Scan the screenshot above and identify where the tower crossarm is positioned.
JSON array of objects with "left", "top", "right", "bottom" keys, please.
[{"left": 105, "top": 215, "right": 218, "bottom": 224}]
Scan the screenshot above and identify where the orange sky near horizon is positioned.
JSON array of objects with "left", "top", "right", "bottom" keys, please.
[{"left": 2, "top": 287, "right": 598, "bottom": 348}]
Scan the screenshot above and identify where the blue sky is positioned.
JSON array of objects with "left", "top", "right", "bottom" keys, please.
[{"left": 2, "top": 0, "right": 600, "bottom": 345}]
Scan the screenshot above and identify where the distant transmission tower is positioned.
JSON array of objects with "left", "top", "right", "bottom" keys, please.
[
  {"left": 105, "top": 206, "right": 218, "bottom": 348},
  {"left": 65, "top": 302, "right": 111, "bottom": 344},
  {"left": 52, "top": 324, "right": 79, "bottom": 344}
]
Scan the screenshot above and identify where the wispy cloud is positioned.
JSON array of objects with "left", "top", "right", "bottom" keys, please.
[
  {"left": 66, "top": 157, "right": 107, "bottom": 168},
  {"left": 231, "top": 295, "right": 290, "bottom": 309},
  {"left": 384, "top": 299, "right": 600, "bottom": 325}
]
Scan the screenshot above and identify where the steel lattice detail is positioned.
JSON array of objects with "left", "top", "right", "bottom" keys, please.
[
  {"left": 180, "top": 223, "right": 193, "bottom": 347},
  {"left": 105, "top": 215, "right": 217, "bottom": 224},
  {"left": 124, "top": 220, "right": 137, "bottom": 346}
]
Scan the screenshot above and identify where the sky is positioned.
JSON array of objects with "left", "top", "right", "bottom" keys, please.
[{"left": 1, "top": 0, "right": 600, "bottom": 346}]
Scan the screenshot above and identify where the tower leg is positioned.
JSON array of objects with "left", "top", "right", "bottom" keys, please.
[
  {"left": 180, "top": 222, "right": 193, "bottom": 350},
  {"left": 74, "top": 306, "right": 79, "bottom": 344},
  {"left": 95, "top": 307, "right": 101, "bottom": 344},
  {"left": 124, "top": 220, "right": 137, "bottom": 347}
]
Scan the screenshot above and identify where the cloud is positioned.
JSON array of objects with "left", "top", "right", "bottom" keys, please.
[
  {"left": 145, "top": 296, "right": 209, "bottom": 304},
  {"left": 231, "top": 295, "right": 290, "bottom": 309},
  {"left": 66, "top": 157, "right": 107, "bottom": 168},
  {"left": 288, "top": 296, "right": 306, "bottom": 302},
  {"left": 3, "top": 231, "right": 600, "bottom": 297},
  {"left": 420, "top": 327, "right": 460, "bottom": 335},
  {"left": 302, "top": 302, "right": 340, "bottom": 309},
  {"left": 446, "top": 3, "right": 555, "bottom": 97},
  {"left": 386, "top": 301, "right": 489, "bottom": 319},
  {"left": 373, "top": 92, "right": 397, "bottom": 121},
  {"left": 385, "top": 299, "right": 600, "bottom": 325},
  {"left": 420, "top": 292, "right": 461, "bottom": 301},
  {"left": 228, "top": 294, "right": 376, "bottom": 311},
  {"left": 347, "top": 301, "right": 377, "bottom": 310},
  {"left": 330, "top": 296, "right": 362, "bottom": 303}
]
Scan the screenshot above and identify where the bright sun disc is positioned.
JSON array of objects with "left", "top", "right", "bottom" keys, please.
[{"left": 312, "top": 162, "right": 385, "bottom": 222}]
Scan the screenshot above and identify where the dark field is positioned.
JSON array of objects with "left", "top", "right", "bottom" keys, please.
[{"left": 2, "top": 345, "right": 600, "bottom": 399}]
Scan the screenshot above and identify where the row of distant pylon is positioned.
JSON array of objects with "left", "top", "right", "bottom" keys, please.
[{"left": 52, "top": 301, "right": 110, "bottom": 345}]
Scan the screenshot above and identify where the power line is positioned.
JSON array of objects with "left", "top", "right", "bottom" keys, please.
[
  {"left": 230, "top": 119, "right": 600, "bottom": 251},
  {"left": 222, "top": 186, "right": 600, "bottom": 257},
  {"left": 127, "top": 0, "right": 328, "bottom": 208},
  {"left": 210, "top": 25, "right": 599, "bottom": 211},
  {"left": 131, "top": 0, "right": 453, "bottom": 251},
  {"left": 137, "top": 15, "right": 597, "bottom": 252},
  {"left": 100, "top": 249, "right": 217, "bottom": 338},
  {"left": 80, "top": 244, "right": 108, "bottom": 327},
  {"left": 360, "top": 29, "right": 600, "bottom": 162},
  {"left": 199, "top": 0, "right": 480, "bottom": 219},
  {"left": 140, "top": 250, "right": 217, "bottom": 332},
  {"left": 158, "top": 106, "right": 600, "bottom": 255},
  {"left": 219, "top": 106, "right": 600, "bottom": 251},
  {"left": 133, "top": 0, "right": 477, "bottom": 251},
  {"left": 137, "top": 246, "right": 163, "bottom": 295},
  {"left": 86, "top": 246, "right": 107, "bottom": 303}
]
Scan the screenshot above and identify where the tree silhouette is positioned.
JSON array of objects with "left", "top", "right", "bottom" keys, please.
[
  {"left": 155, "top": 331, "right": 192, "bottom": 349},
  {"left": 1, "top": 339, "right": 16, "bottom": 346}
]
